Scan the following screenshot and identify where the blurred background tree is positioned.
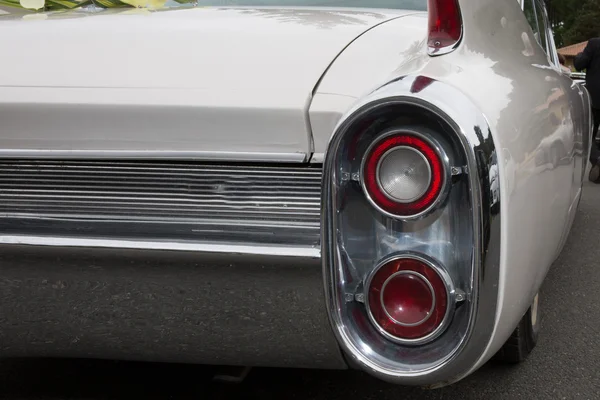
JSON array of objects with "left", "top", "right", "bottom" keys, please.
[{"left": 546, "top": 0, "right": 600, "bottom": 47}]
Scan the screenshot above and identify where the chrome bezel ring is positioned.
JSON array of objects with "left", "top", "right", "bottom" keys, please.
[
  {"left": 360, "top": 128, "right": 452, "bottom": 221},
  {"left": 364, "top": 252, "right": 456, "bottom": 346}
]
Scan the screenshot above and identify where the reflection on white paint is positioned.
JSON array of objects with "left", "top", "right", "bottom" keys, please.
[
  {"left": 522, "top": 32, "right": 535, "bottom": 57},
  {"left": 22, "top": 13, "right": 48, "bottom": 20},
  {"left": 436, "top": 47, "right": 514, "bottom": 131}
]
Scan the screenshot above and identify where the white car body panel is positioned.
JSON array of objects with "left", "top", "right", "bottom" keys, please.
[
  {"left": 0, "top": 0, "right": 591, "bottom": 388},
  {"left": 0, "top": 7, "right": 409, "bottom": 160},
  {"left": 310, "top": 13, "right": 428, "bottom": 154},
  {"left": 444, "top": 0, "right": 586, "bottom": 373}
]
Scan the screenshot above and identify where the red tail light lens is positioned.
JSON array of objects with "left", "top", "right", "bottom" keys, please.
[
  {"left": 361, "top": 132, "right": 446, "bottom": 219},
  {"left": 381, "top": 272, "right": 434, "bottom": 326},
  {"left": 366, "top": 256, "right": 450, "bottom": 344},
  {"left": 428, "top": 0, "right": 462, "bottom": 54}
]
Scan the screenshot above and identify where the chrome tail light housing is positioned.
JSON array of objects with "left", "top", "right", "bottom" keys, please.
[{"left": 322, "top": 76, "right": 500, "bottom": 387}]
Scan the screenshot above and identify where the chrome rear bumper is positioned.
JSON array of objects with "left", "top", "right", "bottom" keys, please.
[
  {"left": 0, "top": 244, "right": 347, "bottom": 369},
  {"left": 0, "top": 160, "right": 344, "bottom": 367}
]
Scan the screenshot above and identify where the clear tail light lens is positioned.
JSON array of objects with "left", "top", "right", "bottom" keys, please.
[{"left": 361, "top": 131, "right": 447, "bottom": 219}]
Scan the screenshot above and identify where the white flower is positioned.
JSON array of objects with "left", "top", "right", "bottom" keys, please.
[{"left": 19, "top": 0, "right": 45, "bottom": 10}]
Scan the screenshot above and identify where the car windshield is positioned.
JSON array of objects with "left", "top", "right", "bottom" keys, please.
[{"left": 178, "top": 1, "right": 427, "bottom": 10}]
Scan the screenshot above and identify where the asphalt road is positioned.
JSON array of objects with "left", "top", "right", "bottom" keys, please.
[{"left": 2, "top": 182, "right": 600, "bottom": 400}]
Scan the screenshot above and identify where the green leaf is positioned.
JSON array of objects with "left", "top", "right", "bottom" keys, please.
[
  {"left": 45, "top": 0, "right": 87, "bottom": 8},
  {"left": 0, "top": 0, "right": 27, "bottom": 8},
  {"left": 92, "top": 0, "right": 129, "bottom": 7}
]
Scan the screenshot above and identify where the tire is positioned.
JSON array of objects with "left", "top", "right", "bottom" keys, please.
[
  {"left": 589, "top": 163, "right": 600, "bottom": 183},
  {"left": 494, "top": 293, "right": 540, "bottom": 363}
]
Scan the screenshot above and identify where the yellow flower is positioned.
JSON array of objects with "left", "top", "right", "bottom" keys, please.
[
  {"left": 147, "top": 0, "right": 167, "bottom": 9},
  {"left": 120, "top": 0, "right": 166, "bottom": 8},
  {"left": 19, "top": 0, "right": 44, "bottom": 9}
]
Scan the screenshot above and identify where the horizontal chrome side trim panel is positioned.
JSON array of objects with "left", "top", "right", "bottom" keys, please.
[
  {"left": 0, "top": 150, "right": 308, "bottom": 163},
  {"left": 0, "top": 235, "right": 320, "bottom": 258},
  {"left": 0, "top": 160, "right": 322, "bottom": 249}
]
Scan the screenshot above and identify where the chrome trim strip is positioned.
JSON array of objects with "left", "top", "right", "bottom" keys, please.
[
  {"left": 359, "top": 128, "right": 452, "bottom": 221},
  {"left": 0, "top": 150, "right": 308, "bottom": 163},
  {"left": 540, "top": 0, "right": 560, "bottom": 68},
  {"left": 322, "top": 75, "right": 501, "bottom": 386},
  {"left": 363, "top": 252, "right": 455, "bottom": 346},
  {"left": 427, "top": 37, "right": 463, "bottom": 57},
  {"left": 0, "top": 235, "right": 321, "bottom": 259}
]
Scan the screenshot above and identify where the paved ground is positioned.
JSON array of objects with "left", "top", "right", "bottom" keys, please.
[{"left": 2, "top": 182, "right": 600, "bottom": 399}]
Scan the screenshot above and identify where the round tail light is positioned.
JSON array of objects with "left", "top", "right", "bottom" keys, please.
[
  {"left": 365, "top": 254, "right": 454, "bottom": 345},
  {"left": 361, "top": 130, "right": 449, "bottom": 219}
]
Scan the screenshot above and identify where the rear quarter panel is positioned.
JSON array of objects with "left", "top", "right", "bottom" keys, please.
[
  {"left": 311, "top": 0, "right": 587, "bottom": 374},
  {"left": 442, "top": 0, "right": 587, "bottom": 369}
]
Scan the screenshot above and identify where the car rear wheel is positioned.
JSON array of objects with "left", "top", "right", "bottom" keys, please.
[
  {"left": 589, "top": 163, "right": 600, "bottom": 183},
  {"left": 494, "top": 293, "right": 539, "bottom": 363}
]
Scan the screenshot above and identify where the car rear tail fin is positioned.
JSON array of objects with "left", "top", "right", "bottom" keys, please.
[{"left": 427, "top": 0, "right": 463, "bottom": 56}]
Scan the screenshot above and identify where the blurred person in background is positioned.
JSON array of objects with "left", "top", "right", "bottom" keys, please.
[{"left": 575, "top": 38, "right": 600, "bottom": 182}]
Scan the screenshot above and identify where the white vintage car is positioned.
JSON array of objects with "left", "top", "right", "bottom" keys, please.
[{"left": 0, "top": 0, "right": 592, "bottom": 389}]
